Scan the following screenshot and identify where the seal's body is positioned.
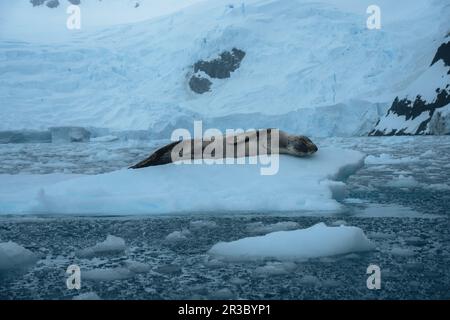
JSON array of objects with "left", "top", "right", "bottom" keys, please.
[{"left": 130, "top": 129, "right": 318, "bottom": 169}]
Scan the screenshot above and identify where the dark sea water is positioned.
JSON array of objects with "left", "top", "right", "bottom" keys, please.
[{"left": 0, "top": 136, "right": 449, "bottom": 300}]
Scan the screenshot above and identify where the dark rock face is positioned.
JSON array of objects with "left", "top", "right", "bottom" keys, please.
[
  {"left": 46, "top": 0, "right": 60, "bottom": 8},
  {"left": 30, "top": 0, "right": 46, "bottom": 6},
  {"left": 188, "top": 48, "right": 246, "bottom": 94},
  {"left": 193, "top": 48, "right": 245, "bottom": 79},
  {"left": 370, "top": 40, "right": 450, "bottom": 136},
  {"left": 189, "top": 75, "right": 213, "bottom": 94},
  {"left": 30, "top": 0, "right": 79, "bottom": 7},
  {"left": 431, "top": 41, "right": 450, "bottom": 71}
]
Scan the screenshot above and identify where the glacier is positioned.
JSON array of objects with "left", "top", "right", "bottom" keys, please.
[{"left": 1, "top": 0, "right": 449, "bottom": 137}]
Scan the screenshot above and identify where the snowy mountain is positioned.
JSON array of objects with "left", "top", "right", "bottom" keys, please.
[
  {"left": 370, "top": 39, "right": 450, "bottom": 136},
  {"left": 0, "top": 0, "right": 449, "bottom": 139}
]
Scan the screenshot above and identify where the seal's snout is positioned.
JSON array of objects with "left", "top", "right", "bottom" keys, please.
[{"left": 287, "top": 135, "right": 318, "bottom": 156}]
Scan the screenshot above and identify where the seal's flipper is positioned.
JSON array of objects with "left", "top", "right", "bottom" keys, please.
[{"left": 129, "top": 141, "right": 181, "bottom": 169}]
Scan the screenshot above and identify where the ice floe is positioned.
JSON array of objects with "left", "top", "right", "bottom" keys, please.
[
  {"left": 0, "top": 147, "right": 365, "bottom": 215},
  {"left": 208, "top": 222, "right": 375, "bottom": 261},
  {"left": 76, "top": 235, "right": 126, "bottom": 258},
  {"left": 165, "top": 229, "right": 191, "bottom": 242}
]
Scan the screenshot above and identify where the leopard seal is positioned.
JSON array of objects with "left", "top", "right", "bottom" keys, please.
[{"left": 130, "top": 129, "right": 318, "bottom": 169}]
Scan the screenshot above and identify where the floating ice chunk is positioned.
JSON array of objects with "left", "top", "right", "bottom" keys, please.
[
  {"left": 165, "top": 229, "right": 191, "bottom": 242},
  {"left": 357, "top": 203, "right": 422, "bottom": 218},
  {"left": 386, "top": 175, "right": 419, "bottom": 188},
  {"left": 0, "top": 241, "right": 38, "bottom": 272},
  {"left": 246, "top": 221, "right": 300, "bottom": 234},
  {"left": 83, "top": 267, "right": 134, "bottom": 281},
  {"left": 72, "top": 292, "right": 101, "bottom": 300},
  {"left": 90, "top": 135, "right": 119, "bottom": 143},
  {"left": 254, "top": 261, "right": 297, "bottom": 276},
  {"left": 77, "top": 235, "right": 126, "bottom": 258},
  {"left": 422, "top": 183, "right": 450, "bottom": 191},
  {"left": 1, "top": 147, "right": 364, "bottom": 215},
  {"left": 190, "top": 220, "right": 218, "bottom": 230},
  {"left": 124, "top": 260, "right": 151, "bottom": 273},
  {"left": 390, "top": 247, "right": 415, "bottom": 257},
  {"left": 365, "top": 154, "right": 418, "bottom": 165},
  {"left": 208, "top": 223, "right": 375, "bottom": 261},
  {"left": 50, "top": 127, "right": 91, "bottom": 143},
  {"left": 342, "top": 198, "right": 365, "bottom": 204},
  {"left": 420, "top": 150, "right": 435, "bottom": 158}
]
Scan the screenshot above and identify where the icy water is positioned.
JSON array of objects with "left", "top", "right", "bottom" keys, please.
[{"left": 0, "top": 136, "right": 449, "bottom": 300}]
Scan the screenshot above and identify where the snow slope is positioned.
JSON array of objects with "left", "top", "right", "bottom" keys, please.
[
  {"left": 0, "top": 0, "right": 448, "bottom": 136},
  {"left": 370, "top": 39, "right": 450, "bottom": 136},
  {"left": 0, "top": 147, "right": 365, "bottom": 215},
  {"left": 208, "top": 222, "right": 375, "bottom": 261}
]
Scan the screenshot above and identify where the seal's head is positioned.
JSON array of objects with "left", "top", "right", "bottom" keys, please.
[{"left": 286, "top": 135, "right": 318, "bottom": 156}]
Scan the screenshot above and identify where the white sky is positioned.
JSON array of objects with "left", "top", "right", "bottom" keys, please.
[{"left": 0, "top": 0, "right": 206, "bottom": 41}]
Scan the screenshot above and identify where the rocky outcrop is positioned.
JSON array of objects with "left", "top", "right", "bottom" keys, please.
[
  {"left": 188, "top": 48, "right": 245, "bottom": 94},
  {"left": 370, "top": 40, "right": 450, "bottom": 136}
]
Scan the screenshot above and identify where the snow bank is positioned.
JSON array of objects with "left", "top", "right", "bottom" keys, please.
[
  {"left": 208, "top": 223, "right": 375, "bottom": 261},
  {"left": 0, "top": 241, "right": 38, "bottom": 272},
  {"left": 0, "top": 147, "right": 365, "bottom": 215},
  {"left": 76, "top": 235, "right": 126, "bottom": 258}
]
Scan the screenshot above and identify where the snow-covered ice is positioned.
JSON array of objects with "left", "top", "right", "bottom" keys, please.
[
  {"left": 208, "top": 222, "right": 375, "bottom": 261},
  {"left": 0, "top": 147, "right": 365, "bottom": 215}
]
